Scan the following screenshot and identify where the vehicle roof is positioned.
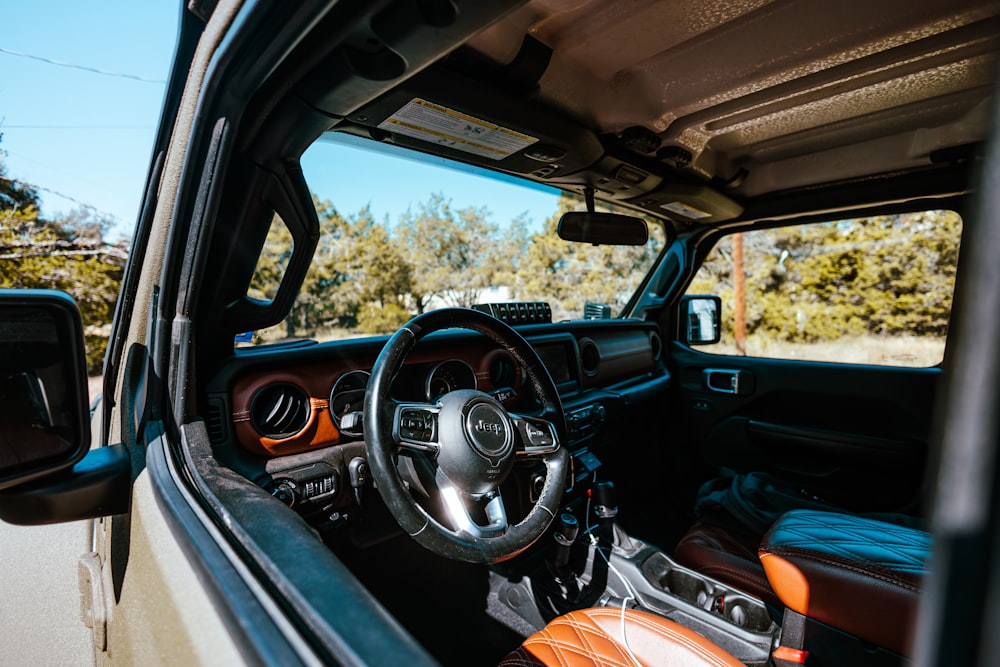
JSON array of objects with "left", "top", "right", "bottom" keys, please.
[
  {"left": 278, "top": 0, "right": 999, "bottom": 228},
  {"left": 471, "top": 0, "right": 998, "bottom": 194}
]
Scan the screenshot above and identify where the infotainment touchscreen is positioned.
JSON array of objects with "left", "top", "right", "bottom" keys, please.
[{"left": 534, "top": 341, "right": 574, "bottom": 386}]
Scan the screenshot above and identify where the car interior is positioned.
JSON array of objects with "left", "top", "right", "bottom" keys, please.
[{"left": 110, "top": 0, "right": 1000, "bottom": 664}]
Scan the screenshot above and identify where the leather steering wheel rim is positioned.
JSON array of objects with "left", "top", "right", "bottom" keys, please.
[{"left": 363, "top": 308, "right": 569, "bottom": 563}]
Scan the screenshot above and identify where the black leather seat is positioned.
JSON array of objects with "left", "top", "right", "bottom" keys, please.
[
  {"left": 673, "top": 471, "right": 924, "bottom": 611},
  {"left": 759, "top": 509, "right": 930, "bottom": 656},
  {"left": 498, "top": 607, "right": 743, "bottom": 667}
]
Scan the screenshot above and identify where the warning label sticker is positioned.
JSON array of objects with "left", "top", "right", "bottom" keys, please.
[
  {"left": 661, "top": 201, "right": 712, "bottom": 220},
  {"left": 378, "top": 98, "right": 537, "bottom": 160}
]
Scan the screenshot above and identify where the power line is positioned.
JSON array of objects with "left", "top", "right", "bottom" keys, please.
[
  {"left": 2, "top": 125, "right": 154, "bottom": 130},
  {"left": 0, "top": 47, "right": 166, "bottom": 84},
  {"left": 0, "top": 173, "right": 121, "bottom": 222}
]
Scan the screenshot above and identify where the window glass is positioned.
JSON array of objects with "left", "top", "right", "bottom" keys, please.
[
  {"left": 240, "top": 137, "right": 666, "bottom": 346},
  {"left": 686, "top": 210, "right": 962, "bottom": 367},
  {"left": 247, "top": 213, "right": 293, "bottom": 304}
]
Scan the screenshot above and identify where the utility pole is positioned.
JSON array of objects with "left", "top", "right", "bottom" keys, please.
[{"left": 733, "top": 232, "right": 746, "bottom": 355}]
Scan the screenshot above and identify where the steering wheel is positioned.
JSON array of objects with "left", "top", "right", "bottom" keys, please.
[{"left": 363, "top": 308, "right": 569, "bottom": 563}]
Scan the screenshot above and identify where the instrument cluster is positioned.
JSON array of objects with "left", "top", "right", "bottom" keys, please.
[{"left": 328, "top": 360, "right": 478, "bottom": 438}]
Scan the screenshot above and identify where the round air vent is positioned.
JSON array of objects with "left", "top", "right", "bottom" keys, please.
[
  {"left": 250, "top": 383, "right": 310, "bottom": 439},
  {"left": 649, "top": 331, "right": 663, "bottom": 361},
  {"left": 579, "top": 338, "right": 600, "bottom": 377},
  {"left": 489, "top": 352, "right": 517, "bottom": 388}
]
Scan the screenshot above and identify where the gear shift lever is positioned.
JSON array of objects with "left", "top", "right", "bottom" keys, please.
[
  {"left": 591, "top": 480, "right": 637, "bottom": 552},
  {"left": 591, "top": 481, "right": 618, "bottom": 543},
  {"left": 549, "top": 513, "right": 579, "bottom": 582}
]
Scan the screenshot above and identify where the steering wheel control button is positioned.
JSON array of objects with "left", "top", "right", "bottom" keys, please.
[
  {"left": 399, "top": 409, "right": 436, "bottom": 442},
  {"left": 524, "top": 422, "right": 553, "bottom": 447},
  {"left": 516, "top": 419, "right": 558, "bottom": 454}
]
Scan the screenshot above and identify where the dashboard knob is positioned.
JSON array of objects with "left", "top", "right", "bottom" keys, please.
[
  {"left": 591, "top": 404, "right": 606, "bottom": 425},
  {"left": 271, "top": 480, "right": 297, "bottom": 507}
]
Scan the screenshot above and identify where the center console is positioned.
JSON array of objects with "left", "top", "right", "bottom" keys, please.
[
  {"left": 602, "top": 539, "right": 776, "bottom": 665},
  {"left": 489, "top": 482, "right": 778, "bottom": 666}
]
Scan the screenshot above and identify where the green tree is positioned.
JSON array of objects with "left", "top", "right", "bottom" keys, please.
[
  {"left": 251, "top": 201, "right": 414, "bottom": 338},
  {"left": 248, "top": 190, "right": 666, "bottom": 342},
  {"left": 0, "top": 137, "right": 128, "bottom": 374},
  {"left": 507, "top": 193, "right": 664, "bottom": 320},
  {"left": 0, "top": 138, "right": 40, "bottom": 213},
  {"left": 398, "top": 194, "right": 502, "bottom": 311},
  {"left": 335, "top": 207, "right": 412, "bottom": 333},
  {"left": 688, "top": 211, "right": 962, "bottom": 348},
  {"left": 0, "top": 207, "right": 127, "bottom": 374}
]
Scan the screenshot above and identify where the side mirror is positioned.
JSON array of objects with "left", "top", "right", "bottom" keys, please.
[
  {"left": 0, "top": 289, "right": 131, "bottom": 525},
  {"left": 0, "top": 290, "right": 91, "bottom": 490},
  {"left": 680, "top": 295, "right": 721, "bottom": 345}
]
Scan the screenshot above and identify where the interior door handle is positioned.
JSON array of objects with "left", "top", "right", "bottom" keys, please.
[{"left": 704, "top": 368, "right": 751, "bottom": 395}]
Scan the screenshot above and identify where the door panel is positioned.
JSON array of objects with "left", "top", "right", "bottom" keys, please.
[{"left": 668, "top": 342, "right": 937, "bottom": 513}]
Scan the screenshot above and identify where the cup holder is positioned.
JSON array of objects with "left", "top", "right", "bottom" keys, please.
[
  {"left": 664, "top": 568, "right": 711, "bottom": 604},
  {"left": 640, "top": 552, "right": 772, "bottom": 633},
  {"left": 721, "top": 599, "right": 771, "bottom": 631}
]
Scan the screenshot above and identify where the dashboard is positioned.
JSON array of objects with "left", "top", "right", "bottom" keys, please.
[{"left": 204, "top": 319, "right": 669, "bottom": 529}]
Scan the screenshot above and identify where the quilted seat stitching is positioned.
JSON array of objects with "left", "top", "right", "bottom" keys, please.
[
  {"left": 777, "top": 518, "right": 928, "bottom": 547},
  {"left": 530, "top": 615, "right": 632, "bottom": 667},
  {"left": 776, "top": 524, "right": 927, "bottom": 551},
  {"left": 770, "top": 528, "right": 927, "bottom": 570},
  {"left": 774, "top": 538, "right": 926, "bottom": 571},
  {"left": 767, "top": 511, "right": 929, "bottom": 572},
  {"left": 524, "top": 609, "right": 739, "bottom": 667},
  {"left": 586, "top": 609, "right": 737, "bottom": 667}
]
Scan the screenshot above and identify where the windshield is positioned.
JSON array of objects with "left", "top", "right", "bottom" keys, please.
[{"left": 243, "top": 135, "right": 666, "bottom": 346}]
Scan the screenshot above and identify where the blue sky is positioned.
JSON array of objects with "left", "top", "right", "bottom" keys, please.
[
  {"left": 1, "top": 2, "right": 177, "bottom": 239},
  {"left": 1, "top": 2, "right": 561, "bottom": 240}
]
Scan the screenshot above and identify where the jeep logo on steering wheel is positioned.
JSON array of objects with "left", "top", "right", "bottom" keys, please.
[
  {"left": 466, "top": 402, "right": 511, "bottom": 457},
  {"left": 475, "top": 419, "right": 504, "bottom": 436}
]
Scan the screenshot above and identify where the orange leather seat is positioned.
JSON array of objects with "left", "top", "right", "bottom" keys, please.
[{"left": 498, "top": 607, "right": 743, "bottom": 667}]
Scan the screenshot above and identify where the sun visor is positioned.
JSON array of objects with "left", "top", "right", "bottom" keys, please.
[
  {"left": 337, "top": 69, "right": 604, "bottom": 179},
  {"left": 629, "top": 182, "right": 744, "bottom": 225}
]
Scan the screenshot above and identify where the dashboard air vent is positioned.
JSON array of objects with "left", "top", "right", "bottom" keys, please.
[
  {"left": 489, "top": 353, "right": 517, "bottom": 388},
  {"left": 650, "top": 331, "right": 663, "bottom": 361},
  {"left": 206, "top": 397, "right": 228, "bottom": 444},
  {"left": 579, "top": 338, "right": 600, "bottom": 376},
  {"left": 250, "top": 383, "right": 310, "bottom": 439}
]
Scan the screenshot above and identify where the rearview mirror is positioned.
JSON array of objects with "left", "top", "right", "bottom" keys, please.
[
  {"left": 680, "top": 295, "right": 721, "bottom": 345},
  {"left": 0, "top": 289, "right": 91, "bottom": 491},
  {"left": 558, "top": 212, "right": 650, "bottom": 246}
]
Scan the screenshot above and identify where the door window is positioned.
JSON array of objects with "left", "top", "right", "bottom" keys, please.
[{"left": 685, "top": 210, "right": 962, "bottom": 367}]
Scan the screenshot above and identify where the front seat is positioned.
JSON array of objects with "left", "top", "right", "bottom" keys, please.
[
  {"left": 673, "top": 471, "right": 923, "bottom": 610},
  {"left": 498, "top": 607, "right": 743, "bottom": 666}
]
